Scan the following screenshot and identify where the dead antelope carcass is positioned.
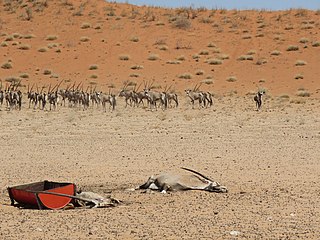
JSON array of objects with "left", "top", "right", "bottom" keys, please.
[{"left": 138, "top": 167, "right": 227, "bottom": 193}]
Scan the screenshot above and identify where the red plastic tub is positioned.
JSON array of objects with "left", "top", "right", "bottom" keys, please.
[{"left": 8, "top": 181, "right": 76, "bottom": 210}]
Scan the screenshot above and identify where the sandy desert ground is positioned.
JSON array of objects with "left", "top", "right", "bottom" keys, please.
[
  {"left": 1, "top": 96, "right": 320, "bottom": 239},
  {"left": 1, "top": 0, "right": 320, "bottom": 239}
]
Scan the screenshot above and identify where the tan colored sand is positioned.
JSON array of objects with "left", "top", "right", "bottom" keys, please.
[{"left": 1, "top": 96, "right": 320, "bottom": 239}]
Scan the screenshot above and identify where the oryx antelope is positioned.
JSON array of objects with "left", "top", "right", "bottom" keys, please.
[
  {"left": 143, "top": 81, "right": 166, "bottom": 110},
  {"left": 0, "top": 81, "right": 4, "bottom": 106},
  {"left": 138, "top": 167, "right": 227, "bottom": 193},
  {"left": 185, "top": 89, "right": 204, "bottom": 109},
  {"left": 162, "top": 85, "right": 178, "bottom": 108},
  {"left": 100, "top": 91, "right": 116, "bottom": 112},
  {"left": 254, "top": 91, "right": 264, "bottom": 111},
  {"left": 185, "top": 83, "right": 212, "bottom": 108},
  {"left": 118, "top": 82, "right": 136, "bottom": 107}
]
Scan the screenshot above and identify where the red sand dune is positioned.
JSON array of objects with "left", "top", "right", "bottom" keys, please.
[{"left": 0, "top": 0, "right": 319, "bottom": 98}]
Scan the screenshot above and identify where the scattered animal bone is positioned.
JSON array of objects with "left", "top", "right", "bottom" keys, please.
[
  {"left": 74, "top": 191, "right": 121, "bottom": 208},
  {"left": 138, "top": 167, "right": 228, "bottom": 193}
]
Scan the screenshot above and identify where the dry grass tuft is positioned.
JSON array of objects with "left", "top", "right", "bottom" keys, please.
[
  {"left": 130, "top": 36, "right": 139, "bottom": 42},
  {"left": 178, "top": 73, "right": 193, "bottom": 79},
  {"left": 119, "top": 55, "right": 130, "bottom": 61},
  {"left": 80, "top": 36, "right": 90, "bottom": 42},
  {"left": 271, "top": 50, "right": 281, "bottom": 56},
  {"left": 131, "top": 65, "right": 144, "bottom": 70},
  {"left": 18, "top": 44, "right": 31, "bottom": 50},
  {"left": 1, "top": 62, "right": 12, "bottom": 69},
  {"left": 226, "top": 76, "right": 237, "bottom": 82},
  {"left": 148, "top": 54, "right": 159, "bottom": 61},
  {"left": 294, "top": 74, "right": 304, "bottom": 80},
  {"left": 286, "top": 45, "right": 299, "bottom": 51},
  {"left": 38, "top": 47, "right": 48, "bottom": 52},
  {"left": 295, "top": 60, "right": 307, "bottom": 66},
  {"left": 81, "top": 22, "right": 91, "bottom": 29},
  {"left": 89, "top": 65, "right": 98, "bottom": 70},
  {"left": 172, "top": 16, "right": 191, "bottom": 30},
  {"left": 46, "top": 35, "right": 58, "bottom": 41},
  {"left": 237, "top": 55, "right": 254, "bottom": 61}
]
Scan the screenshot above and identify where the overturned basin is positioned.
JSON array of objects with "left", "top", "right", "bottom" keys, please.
[{"left": 8, "top": 180, "right": 76, "bottom": 210}]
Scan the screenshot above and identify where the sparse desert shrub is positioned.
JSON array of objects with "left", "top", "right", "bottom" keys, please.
[
  {"left": 46, "top": 35, "right": 58, "bottom": 41},
  {"left": 247, "top": 50, "right": 256, "bottom": 55},
  {"left": 155, "top": 21, "right": 165, "bottom": 26},
  {"left": 148, "top": 54, "right": 159, "bottom": 61},
  {"left": 297, "top": 90, "right": 310, "bottom": 97},
  {"left": 195, "top": 70, "right": 204, "bottom": 75},
  {"left": 19, "top": 73, "right": 29, "bottom": 78},
  {"left": 259, "top": 79, "right": 266, "bottom": 83},
  {"left": 43, "top": 69, "right": 52, "bottom": 75},
  {"left": 199, "top": 50, "right": 209, "bottom": 55},
  {"left": 81, "top": 22, "right": 91, "bottom": 29},
  {"left": 23, "top": 34, "right": 35, "bottom": 39},
  {"left": 206, "top": 58, "right": 222, "bottom": 65},
  {"left": 286, "top": 45, "right": 299, "bottom": 51},
  {"left": 237, "top": 55, "right": 253, "bottom": 61},
  {"left": 301, "top": 24, "right": 313, "bottom": 30},
  {"left": 18, "top": 44, "right": 31, "bottom": 50},
  {"left": 192, "top": 54, "right": 200, "bottom": 59},
  {"left": 130, "top": 36, "right": 139, "bottom": 42},
  {"left": 256, "top": 33, "right": 264, "bottom": 38},
  {"left": 90, "top": 74, "right": 98, "bottom": 79},
  {"left": 178, "top": 73, "right": 193, "bottom": 79},
  {"left": 199, "top": 17, "right": 213, "bottom": 24},
  {"left": 80, "top": 36, "right": 90, "bottom": 42},
  {"left": 166, "top": 60, "right": 181, "bottom": 64},
  {"left": 12, "top": 42, "right": 19, "bottom": 46},
  {"left": 154, "top": 39, "right": 166, "bottom": 45},
  {"left": 89, "top": 64, "right": 98, "bottom": 70},
  {"left": 5, "top": 35, "right": 13, "bottom": 41},
  {"left": 294, "top": 74, "right": 304, "bottom": 79},
  {"left": 47, "top": 43, "right": 59, "bottom": 49},
  {"left": 129, "top": 73, "right": 139, "bottom": 78},
  {"left": 172, "top": 16, "right": 191, "bottom": 30},
  {"left": 176, "top": 55, "right": 185, "bottom": 61},
  {"left": 158, "top": 45, "right": 168, "bottom": 51},
  {"left": 271, "top": 50, "right": 281, "bottom": 56},
  {"left": 299, "top": 37, "right": 309, "bottom": 43},
  {"left": 226, "top": 76, "right": 237, "bottom": 82},
  {"left": 13, "top": 33, "right": 21, "bottom": 38},
  {"left": 207, "top": 42, "right": 216, "bottom": 48},
  {"left": 38, "top": 47, "right": 48, "bottom": 52},
  {"left": 201, "top": 79, "right": 213, "bottom": 85},
  {"left": 242, "top": 34, "right": 252, "bottom": 39},
  {"left": 1, "top": 62, "right": 12, "bottom": 69},
  {"left": 212, "top": 48, "right": 221, "bottom": 53},
  {"left": 119, "top": 55, "right": 130, "bottom": 60},
  {"left": 131, "top": 65, "right": 143, "bottom": 70},
  {"left": 257, "top": 23, "right": 266, "bottom": 28},
  {"left": 295, "top": 60, "right": 307, "bottom": 66},
  {"left": 1, "top": 42, "right": 8, "bottom": 47},
  {"left": 55, "top": 49, "right": 61, "bottom": 53},
  {"left": 285, "top": 25, "right": 294, "bottom": 30},
  {"left": 5, "top": 76, "right": 20, "bottom": 83},
  {"left": 217, "top": 54, "right": 229, "bottom": 60},
  {"left": 51, "top": 73, "right": 59, "bottom": 79},
  {"left": 312, "top": 41, "right": 320, "bottom": 47},
  {"left": 256, "top": 58, "right": 268, "bottom": 65}
]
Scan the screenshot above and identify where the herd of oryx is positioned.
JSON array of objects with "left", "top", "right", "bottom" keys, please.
[{"left": 0, "top": 79, "right": 264, "bottom": 112}]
